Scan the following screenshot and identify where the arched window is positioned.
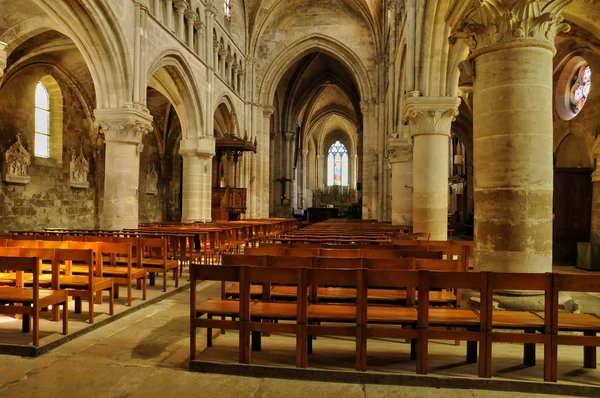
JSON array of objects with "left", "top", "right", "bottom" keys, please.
[
  {"left": 35, "top": 82, "right": 50, "bottom": 158},
  {"left": 571, "top": 64, "right": 591, "bottom": 115},
  {"left": 327, "top": 141, "right": 348, "bottom": 186},
  {"left": 223, "top": 0, "right": 231, "bottom": 20}
]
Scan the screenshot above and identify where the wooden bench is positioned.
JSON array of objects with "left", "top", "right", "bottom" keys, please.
[
  {"left": 140, "top": 237, "right": 179, "bottom": 292},
  {"left": 99, "top": 242, "right": 146, "bottom": 306}
]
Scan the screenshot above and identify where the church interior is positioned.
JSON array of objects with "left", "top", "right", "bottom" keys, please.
[{"left": 0, "top": 0, "right": 600, "bottom": 396}]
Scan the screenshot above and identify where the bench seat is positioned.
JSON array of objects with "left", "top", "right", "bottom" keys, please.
[
  {"left": 537, "top": 312, "right": 600, "bottom": 331},
  {"left": 0, "top": 287, "right": 67, "bottom": 307},
  {"left": 367, "top": 306, "right": 418, "bottom": 324},
  {"left": 428, "top": 308, "right": 480, "bottom": 327},
  {"left": 59, "top": 275, "right": 113, "bottom": 290},
  {"left": 102, "top": 266, "right": 146, "bottom": 278},
  {"left": 308, "top": 303, "right": 356, "bottom": 321},
  {"left": 491, "top": 311, "right": 545, "bottom": 329},
  {"left": 251, "top": 302, "right": 297, "bottom": 319},
  {"left": 196, "top": 299, "right": 249, "bottom": 317},
  {"left": 225, "top": 283, "right": 265, "bottom": 297}
]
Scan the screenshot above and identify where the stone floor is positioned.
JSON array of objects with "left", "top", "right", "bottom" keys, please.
[{"left": 0, "top": 265, "right": 599, "bottom": 397}]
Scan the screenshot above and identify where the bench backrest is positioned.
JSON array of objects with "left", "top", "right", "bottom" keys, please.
[
  {"left": 37, "top": 241, "right": 68, "bottom": 249},
  {"left": 139, "top": 237, "right": 167, "bottom": 264},
  {"left": 56, "top": 248, "right": 94, "bottom": 287},
  {"left": 245, "top": 247, "right": 285, "bottom": 256},
  {"left": 284, "top": 247, "right": 320, "bottom": 257},
  {"left": 362, "top": 257, "right": 412, "bottom": 270},
  {"left": 8, "top": 239, "right": 39, "bottom": 248},
  {"left": 314, "top": 257, "right": 362, "bottom": 269},
  {"left": 222, "top": 254, "right": 267, "bottom": 267},
  {"left": 397, "top": 250, "right": 443, "bottom": 259}
]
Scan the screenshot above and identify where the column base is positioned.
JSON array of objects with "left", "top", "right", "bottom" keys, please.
[{"left": 461, "top": 290, "right": 577, "bottom": 313}]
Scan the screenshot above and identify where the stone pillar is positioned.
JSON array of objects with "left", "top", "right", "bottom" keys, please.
[
  {"left": 165, "top": 0, "right": 174, "bottom": 32},
  {"left": 261, "top": 107, "right": 273, "bottom": 217},
  {"left": 185, "top": 11, "right": 196, "bottom": 48},
  {"left": 219, "top": 48, "right": 227, "bottom": 78},
  {"left": 174, "top": 0, "right": 187, "bottom": 41},
  {"left": 403, "top": 97, "right": 459, "bottom": 241},
  {"left": 194, "top": 21, "right": 204, "bottom": 57},
  {"left": 232, "top": 64, "right": 239, "bottom": 92},
  {"left": 449, "top": 0, "right": 571, "bottom": 272},
  {"left": 94, "top": 108, "right": 153, "bottom": 230},
  {"left": 284, "top": 132, "right": 294, "bottom": 200},
  {"left": 591, "top": 139, "right": 600, "bottom": 245},
  {"left": 316, "top": 154, "right": 322, "bottom": 189},
  {"left": 238, "top": 69, "right": 245, "bottom": 97},
  {"left": 389, "top": 139, "right": 413, "bottom": 225},
  {"left": 225, "top": 55, "right": 233, "bottom": 85},
  {"left": 301, "top": 149, "right": 308, "bottom": 208},
  {"left": 213, "top": 40, "right": 219, "bottom": 71},
  {"left": 180, "top": 137, "right": 215, "bottom": 223}
]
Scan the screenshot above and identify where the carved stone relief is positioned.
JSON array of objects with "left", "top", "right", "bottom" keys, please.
[
  {"left": 146, "top": 163, "right": 159, "bottom": 195},
  {"left": 3, "top": 134, "right": 31, "bottom": 185},
  {"left": 70, "top": 146, "right": 90, "bottom": 189}
]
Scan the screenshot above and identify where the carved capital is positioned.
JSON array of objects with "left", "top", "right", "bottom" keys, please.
[
  {"left": 185, "top": 11, "right": 197, "bottom": 24},
  {"left": 194, "top": 20, "right": 205, "bottom": 30},
  {"left": 402, "top": 97, "right": 460, "bottom": 137},
  {"left": 284, "top": 132, "right": 295, "bottom": 142},
  {"left": 262, "top": 105, "right": 275, "bottom": 118},
  {"left": 174, "top": 0, "right": 188, "bottom": 13},
  {"left": 388, "top": 139, "right": 413, "bottom": 164},
  {"left": 448, "top": 0, "right": 572, "bottom": 56},
  {"left": 180, "top": 136, "right": 216, "bottom": 158},
  {"left": 94, "top": 108, "right": 153, "bottom": 145}
]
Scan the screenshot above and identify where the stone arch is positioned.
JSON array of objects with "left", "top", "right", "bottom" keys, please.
[
  {"left": 213, "top": 93, "right": 241, "bottom": 137},
  {"left": 30, "top": 0, "right": 131, "bottom": 109},
  {"left": 258, "top": 34, "right": 374, "bottom": 107},
  {"left": 146, "top": 50, "right": 204, "bottom": 140}
]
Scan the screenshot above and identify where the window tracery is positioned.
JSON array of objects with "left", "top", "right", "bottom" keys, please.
[
  {"left": 327, "top": 141, "right": 348, "bottom": 186},
  {"left": 35, "top": 81, "right": 50, "bottom": 158}
]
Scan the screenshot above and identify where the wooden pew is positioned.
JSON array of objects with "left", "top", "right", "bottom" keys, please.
[
  {"left": 139, "top": 237, "right": 179, "bottom": 292},
  {"left": 99, "top": 242, "right": 146, "bottom": 306}
]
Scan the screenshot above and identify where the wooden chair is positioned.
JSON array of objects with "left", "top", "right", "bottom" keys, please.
[
  {"left": 361, "top": 269, "right": 420, "bottom": 371},
  {"left": 191, "top": 265, "right": 248, "bottom": 361},
  {"left": 417, "top": 270, "right": 487, "bottom": 376},
  {"left": 306, "top": 268, "right": 362, "bottom": 370},
  {"left": 55, "top": 248, "right": 114, "bottom": 324},
  {"left": 222, "top": 254, "right": 267, "bottom": 299},
  {"left": 482, "top": 272, "right": 552, "bottom": 381},
  {"left": 139, "top": 237, "right": 178, "bottom": 292},
  {"left": 99, "top": 242, "right": 146, "bottom": 306},
  {"left": 245, "top": 247, "right": 284, "bottom": 256},
  {"left": 246, "top": 266, "right": 307, "bottom": 367},
  {"left": 549, "top": 272, "right": 600, "bottom": 382},
  {"left": 0, "top": 256, "right": 68, "bottom": 346}
]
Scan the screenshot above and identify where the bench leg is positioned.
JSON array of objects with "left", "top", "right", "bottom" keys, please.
[
  {"left": 163, "top": 270, "right": 167, "bottom": 292},
  {"left": 88, "top": 292, "right": 94, "bottom": 324},
  {"left": 62, "top": 303, "right": 68, "bottom": 335},
  {"left": 74, "top": 297, "right": 82, "bottom": 314},
  {"left": 467, "top": 341, "right": 478, "bottom": 363},
  {"left": 149, "top": 272, "right": 155, "bottom": 287},
  {"left": 109, "top": 287, "right": 115, "bottom": 315},
  {"left": 22, "top": 313, "right": 30, "bottom": 333},
  {"left": 207, "top": 315, "right": 213, "bottom": 348},
  {"left": 190, "top": 323, "right": 197, "bottom": 360},
  {"left": 142, "top": 276, "right": 147, "bottom": 300},
  {"left": 251, "top": 330, "right": 261, "bottom": 351},
  {"left": 174, "top": 268, "right": 179, "bottom": 288},
  {"left": 524, "top": 328, "right": 536, "bottom": 366},
  {"left": 410, "top": 338, "right": 416, "bottom": 360},
  {"left": 127, "top": 282, "right": 132, "bottom": 306},
  {"left": 584, "top": 331, "right": 597, "bottom": 369},
  {"left": 33, "top": 309, "right": 39, "bottom": 347},
  {"left": 307, "top": 332, "right": 313, "bottom": 355}
]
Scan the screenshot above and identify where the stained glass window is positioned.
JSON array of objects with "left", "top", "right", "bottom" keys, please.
[
  {"left": 35, "top": 82, "right": 50, "bottom": 158},
  {"left": 326, "top": 141, "right": 348, "bottom": 186},
  {"left": 223, "top": 0, "right": 231, "bottom": 20},
  {"left": 571, "top": 64, "right": 591, "bottom": 115}
]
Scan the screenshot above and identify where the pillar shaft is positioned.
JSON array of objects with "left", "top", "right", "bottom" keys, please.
[
  {"left": 448, "top": 0, "right": 572, "bottom": 272},
  {"left": 94, "top": 108, "right": 153, "bottom": 230},
  {"left": 591, "top": 147, "right": 600, "bottom": 244},
  {"left": 403, "top": 97, "right": 459, "bottom": 241},
  {"left": 389, "top": 140, "right": 413, "bottom": 226},
  {"left": 180, "top": 138, "right": 215, "bottom": 223}
]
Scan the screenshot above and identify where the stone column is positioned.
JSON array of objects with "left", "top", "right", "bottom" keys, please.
[
  {"left": 194, "top": 21, "right": 204, "bottom": 57},
  {"left": 219, "top": 48, "right": 227, "bottom": 78},
  {"left": 449, "top": 0, "right": 571, "bottom": 272},
  {"left": 238, "top": 69, "right": 245, "bottom": 97},
  {"left": 389, "top": 139, "right": 413, "bottom": 225},
  {"left": 174, "top": 0, "right": 187, "bottom": 41},
  {"left": 185, "top": 11, "right": 196, "bottom": 48},
  {"left": 180, "top": 137, "right": 215, "bottom": 223},
  {"left": 213, "top": 40, "right": 219, "bottom": 71},
  {"left": 94, "top": 108, "right": 153, "bottom": 230},
  {"left": 591, "top": 139, "right": 600, "bottom": 245},
  {"left": 225, "top": 55, "right": 233, "bottom": 85},
  {"left": 301, "top": 149, "right": 308, "bottom": 208},
  {"left": 283, "top": 132, "right": 294, "bottom": 201},
  {"left": 165, "top": 0, "right": 174, "bottom": 32},
  {"left": 232, "top": 64, "right": 239, "bottom": 92},
  {"left": 403, "top": 96, "right": 460, "bottom": 241}
]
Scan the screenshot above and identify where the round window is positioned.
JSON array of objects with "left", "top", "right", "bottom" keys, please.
[{"left": 556, "top": 56, "right": 592, "bottom": 121}]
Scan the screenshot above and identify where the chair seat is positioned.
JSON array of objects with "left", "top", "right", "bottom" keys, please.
[
  {"left": 367, "top": 288, "right": 407, "bottom": 301},
  {"left": 537, "top": 312, "right": 600, "bottom": 331},
  {"left": 423, "top": 291, "right": 456, "bottom": 304},
  {"left": 308, "top": 304, "right": 356, "bottom": 321},
  {"left": 225, "top": 283, "right": 265, "bottom": 297},
  {"left": 270, "top": 285, "right": 301, "bottom": 298},
  {"left": 491, "top": 311, "right": 545, "bottom": 329},
  {"left": 0, "top": 287, "right": 67, "bottom": 304},
  {"left": 142, "top": 259, "right": 178, "bottom": 269},
  {"left": 428, "top": 308, "right": 480, "bottom": 326},
  {"left": 103, "top": 266, "right": 146, "bottom": 278},
  {"left": 367, "top": 306, "right": 418, "bottom": 324},
  {"left": 59, "top": 275, "right": 112, "bottom": 289},
  {"left": 317, "top": 287, "right": 356, "bottom": 301},
  {"left": 196, "top": 299, "right": 247, "bottom": 317},
  {"left": 251, "top": 302, "right": 297, "bottom": 319}
]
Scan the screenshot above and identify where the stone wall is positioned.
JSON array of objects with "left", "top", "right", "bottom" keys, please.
[
  {"left": 0, "top": 65, "right": 97, "bottom": 232},
  {"left": 138, "top": 133, "right": 168, "bottom": 224}
]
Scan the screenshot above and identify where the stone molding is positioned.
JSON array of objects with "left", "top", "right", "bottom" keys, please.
[
  {"left": 284, "top": 132, "right": 295, "bottom": 142},
  {"left": 448, "top": 0, "right": 571, "bottom": 57},
  {"left": 402, "top": 96, "right": 460, "bottom": 137},
  {"left": 262, "top": 105, "right": 275, "bottom": 118},
  {"left": 3, "top": 134, "right": 30, "bottom": 185},
  {"left": 93, "top": 108, "right": 153, "bottom": 148},
  {"left": 180, "top": 136, "right": 216, "bottom": 157},
  {"left": 70, "top": 146, "right": 89, "bottom": 189},
  {"left": 388, "top": 139, "right": 413, "bottom": 164}
]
